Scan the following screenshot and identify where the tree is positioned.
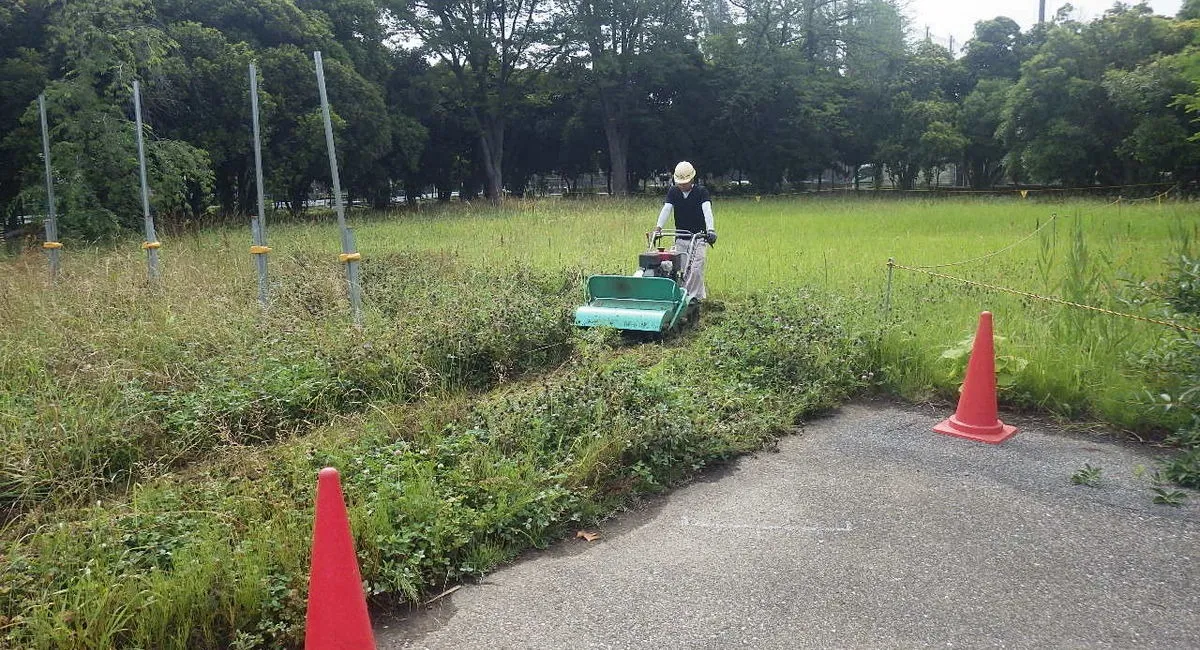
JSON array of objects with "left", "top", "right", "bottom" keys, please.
[
  {"left": 376, "top": 48, "right": 432, "bottom": 206},
  {"left": 1086, "top": 2, "right": 1186, "bottom": 73},
  {"left": 393, "top": 0, "right": 562, "bottom": 202},
  {"left": 998, "top": 24, "right": 1109, "bottom": 185},
  {"left": 1106, "top": 55, "right": 1200, "bottom": 184},
  {"left": 1183, "top": 0, "right": 1200, "bottom": 20},
  {"left": 876, "top": 42, "right": 965, "bottom": 189},
  {"left": 1000, "top": 5, "right": 1191, "bottom": 186},
  {"left": 503, "top": 69, "right": 574, "bottom": 196},
  {"left": 962, "top": 17, "right": 1024, "bottom": 83},
  {"left": 562, "top": 0, "right": 701, "bottom": 195},
  {"left": 954, "top": 17, "right": 1031, "bottom": 188},
  {"left": 705, "top": 0, "right": 862, "bottom": 189},
  {"left": 158, "top": 21, "right": 256, "bottom": 217},
  {"left": 15, "top": 0, "right": 214, "bottom": 239},
  {"left": 400, "top": 62, "right": 478, "bottom": 201},
  {"left": 836, "top": 0, "right": 907, "bottom": 188},
  {"left": 0, "top": 0, "right": 51, "bottom": 232},
  {"left": 959, "top": 78, "right": 1012, "bottom": 188}
]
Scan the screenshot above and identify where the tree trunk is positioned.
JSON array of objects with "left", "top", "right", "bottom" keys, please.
[
  {"left": 238, "top": 165, "right": 253, "bottom": 216},
  {"left": 217, "top": 162, "right": 238, "bottom": 215},
  {"left": 290, "top": 180, "right": 308, "bottom": 217},
  {"left": 372, "top": 185, "right": 391, "bottom": 210},
  {"left": 479, "top": 120, "right": 505, "bottom": 203},
  {"left": 601, "top": 107, "right": 630, "bottom": 196}
]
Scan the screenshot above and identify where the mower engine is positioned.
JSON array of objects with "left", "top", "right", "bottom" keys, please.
[{"left": 636, "top": 248, "right": 684, "bottom": 282}]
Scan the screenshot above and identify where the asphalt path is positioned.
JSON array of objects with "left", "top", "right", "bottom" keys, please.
[{"left": 377, "top": 400, "right": 1200, "bottom": 649}]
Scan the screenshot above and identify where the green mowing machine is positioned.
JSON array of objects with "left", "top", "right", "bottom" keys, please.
[{"left": 574, "top": 229, "right": 704, "bottom": 333}]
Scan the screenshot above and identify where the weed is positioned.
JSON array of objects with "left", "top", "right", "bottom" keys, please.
[
  {"left": 0, "top": 252, "right": 580, "bottom": 514},
  {"left": 1070, "top": 463, "right": 1103, "bottom": 487},
  {"left": 1139, "top": 245, "right": 1200, "bottom": 488},
  {"left": 1151, "top": 487, "right": 1189, "bottom": 506},
  {"left": 938, "top": 332, "right": 1029, "bottom": 392}
]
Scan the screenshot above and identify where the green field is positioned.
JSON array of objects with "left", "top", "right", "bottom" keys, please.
[
  {"left": 3, "top": 195, "right": 1196, "bottom": 504},
  {"left": 2, "top": 196, "right": 1197, "bottom": 648},
  {"left": 268, "top": 194, "right": 1197, "bottom": 428}
]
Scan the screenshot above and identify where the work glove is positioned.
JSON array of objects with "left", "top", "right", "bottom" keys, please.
[{"left": 705, "top": 229, "right": 717, "bottom": 246}]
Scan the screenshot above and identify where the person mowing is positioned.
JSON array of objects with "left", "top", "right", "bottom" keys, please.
[{"left": 653, "top": 161, "right": 717, "bottom": 300}]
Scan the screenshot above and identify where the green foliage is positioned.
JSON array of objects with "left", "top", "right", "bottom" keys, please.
[
  {"left": 9, "top": 0, "right": 218, "bottom": 240},
  {"left": 2, "top": 194, "right": 1200, "bottom": 646},
  {"left": 874, "top": 43, "right": 968, "bottom": 190},
  {"left": 959, "top": 79, "right": 1012, "bottom": 188},
  {"left": 999, "top": 5, "right": 1199, "bottom": 186},
  {"left": 1162, "top": 253, "right": 1200, "bottom": 314},
  {"left": 1151, "top": 486, "right": 1189, "bottom": 505},
  {"left": 1070, "top": 463, "right": 1103, "bottom": 486},
  {"left": 962, "top": 17, "right": 1025, "bottom": 83},
  {"left": 1140, "top": 242, "right": 1200, "bottom": 488},
  {"left": 999, "top": 27, "right": 1112, "bottom": 186},
  {"left": 11, "top": 0, "right": 1200, "bottom": 233},
  {"left": 0, "top": 288, "right": 869, "bottom": 648},
  {"left": 0, "top": 252, "right": 580, "bottom": 514},
  {"left": 938, "top": 333, "right": 1029, "bottom": 391}
]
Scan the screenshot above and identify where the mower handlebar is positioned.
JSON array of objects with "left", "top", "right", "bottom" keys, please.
[{"left": 648, "top": 229, "right": 699, "bottom": 248}]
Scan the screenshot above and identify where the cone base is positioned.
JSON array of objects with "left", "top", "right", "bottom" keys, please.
[{"left": 933, "top": 417, "right": 1018, "bottom": 444}]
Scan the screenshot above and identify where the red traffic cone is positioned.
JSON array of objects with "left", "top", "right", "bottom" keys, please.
[
  {"left": 305, "top": 467, "right": 376, "bottom": 650},
  {"left": 933, "top": 312, "right": 1018, "bottom": 444}
]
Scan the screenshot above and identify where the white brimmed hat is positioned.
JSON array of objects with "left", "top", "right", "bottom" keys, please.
[{"left": 673, "top": 161, "right": 696, "bottom": 183}]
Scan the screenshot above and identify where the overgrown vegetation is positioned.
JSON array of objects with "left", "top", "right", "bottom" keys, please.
[
  {"left": 2, "top": 195, "right": 1199, "bottom": 647},
  {"left": 0, "top": 287, "right": 868, "bottom": 648},
  {"left": 0, "top": 251, "right": 578, "bottom": 514},
  {"left": 1139, "top": 249, "right": 1200, "bottom": 488}
]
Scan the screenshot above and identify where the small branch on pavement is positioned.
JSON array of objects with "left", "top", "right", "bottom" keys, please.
[{"left": 423, "top": 585, "right": 462, "bottom": 607}]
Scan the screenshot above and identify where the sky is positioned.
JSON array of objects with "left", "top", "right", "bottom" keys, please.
[{"left": 905, "top": 0, "right": 1184, "bottom": 53}]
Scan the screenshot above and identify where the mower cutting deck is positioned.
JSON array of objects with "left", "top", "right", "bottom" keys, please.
[
  {"left": 574, "top": 275, "right": 690, "bottom": 332},
  {"left": 574, "top": 230, "right": 702, "bottom": 333}
]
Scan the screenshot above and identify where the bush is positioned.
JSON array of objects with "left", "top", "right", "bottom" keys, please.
[{"left": 1141, "top": 252, "right": 1200, "bottom": 488}]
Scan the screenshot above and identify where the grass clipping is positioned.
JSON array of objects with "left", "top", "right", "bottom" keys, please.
[{"left": 0, "top": 290, "right": 870, "bottom": 649}]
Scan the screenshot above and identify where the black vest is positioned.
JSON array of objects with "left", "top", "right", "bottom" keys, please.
[{"left": 666, "top": 185, "right": 710, "bottom": 234}]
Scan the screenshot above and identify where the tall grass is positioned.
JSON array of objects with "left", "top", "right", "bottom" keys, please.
[
  {"left": 0, "top": 242, "right": 578, "bottom": 513},
  {"left": 297, "top": 195, "right": 1196, "bottom": 429},
  {"left": 1, "top": 286, "right": 869, "bottom": 648},
  {"left": 2, "top": 196, "right": 1194, "bottom": 512}
]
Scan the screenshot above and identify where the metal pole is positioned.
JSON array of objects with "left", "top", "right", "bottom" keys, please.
[
  {"left": 250, "top": 63, "right": 270, "bottom": 309},
  {"left": 314, "top": 51, "right": 363, "bottom": 326},
  {"left": 884, "top": 257, "right": 895, "bottom": 316},
  {"left": 133, "top": 80, "right": 161, "bottom": 281},
  {"left": 38, "top": 94, "right": 61, "bottom": 281}
]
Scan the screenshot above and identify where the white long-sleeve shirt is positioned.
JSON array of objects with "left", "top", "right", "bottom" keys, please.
[{"left": 656, "top": 189, "right": 715, "bottom": 231}]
